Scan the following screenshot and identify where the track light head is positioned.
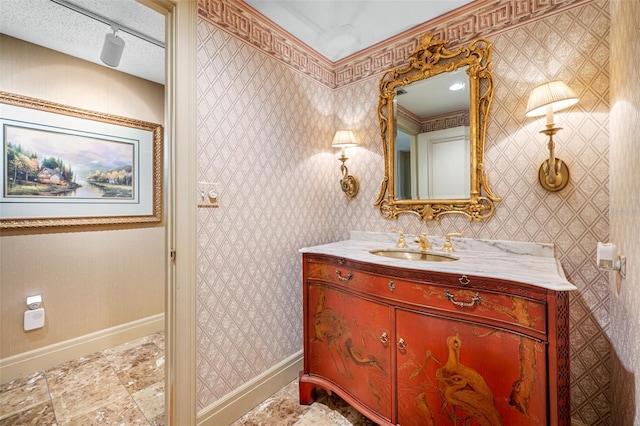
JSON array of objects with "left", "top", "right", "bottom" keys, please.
[{"left": 100, "top": 27, "right": 125, "bottom": 67}]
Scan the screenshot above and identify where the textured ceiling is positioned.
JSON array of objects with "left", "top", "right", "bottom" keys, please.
[
  {"left": 0, "top": 0, "right": 165, "bottom": 84},
  {"left": 244, "top": 0, "right": 474, "bottom": 62},
  {"left": 1, "top": 1, "right": 474, "bottom": 85}
]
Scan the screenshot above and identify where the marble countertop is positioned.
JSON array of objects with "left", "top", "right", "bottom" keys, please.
[{"left": 300, "top": 231, "right": 576, "bottom": 292}]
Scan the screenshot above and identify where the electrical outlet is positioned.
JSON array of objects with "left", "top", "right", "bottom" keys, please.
[{"left": 24, "top": 308, "right": 45, "bottom": 330}]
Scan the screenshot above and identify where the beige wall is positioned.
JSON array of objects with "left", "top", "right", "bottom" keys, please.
[
  {"left": 196, "top": 0, "right": 613, "bottom": 423},
  {"left": 0, "top": 35, "right": 165, "bottom": 359},
  {"left": 610, "top": 0, "right": 640, "bottom": 424}
]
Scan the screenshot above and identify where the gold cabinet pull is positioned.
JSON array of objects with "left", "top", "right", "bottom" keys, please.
[
  {"left": 380, "top": 332, "right": 388, "bottom": 345},
  {"left": 397, "top": 338, "right": 406, "bottom": 350},
  {"left": 445, "top": 289, "right": 481, "bottom": 307},
  {"left": 458, "top": 274, "right": 470, "bottom": 286},
  {"left": 335, "top": 269, "right": 353, "bottom": 282},
  {"left": 388, "top": 280, "right": 396, "bottom": 292}
]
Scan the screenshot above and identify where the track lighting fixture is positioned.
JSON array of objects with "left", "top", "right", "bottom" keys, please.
[{"left": 100, "top": 26, "right": 125, "bottom": 67}]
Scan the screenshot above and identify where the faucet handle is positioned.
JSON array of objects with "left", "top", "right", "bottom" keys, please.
[
  {"left": 441, "top": 232, "right": 464, "bottom": 253},
  {"left": 389, "top": 228, "right": 408, "bottom": 248},
  {"left": 414, "top": 232, "right": 431, "bottom": 250}
]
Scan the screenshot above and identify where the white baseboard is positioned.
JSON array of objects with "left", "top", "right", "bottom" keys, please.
[
  {"left": 0, "top": 313, "right": 164, "bottom": 384},
  {"left": 197, "top": 350, "right": 303, "bottom": 426}
]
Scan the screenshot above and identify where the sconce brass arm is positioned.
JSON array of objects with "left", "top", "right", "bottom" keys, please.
[
  {"left": 539, "top": 124, "right": 569, "bottom": 192},
  {"left": 338, "top": 154, "right": 359, "bottom": 198}
]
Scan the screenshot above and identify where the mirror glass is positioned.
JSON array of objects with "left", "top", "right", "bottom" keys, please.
[
  {"left": 394, "top": 67, "right": 470, "bottom": 200},
  {"left": 375, "top": 34, "right": 500, "bottom": 221}
]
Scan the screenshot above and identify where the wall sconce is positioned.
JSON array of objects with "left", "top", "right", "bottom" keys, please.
[
  {"left": 332, "top": 130, "right": 359, "bottom": 198},
  {"left": 525, "top": 80, "right": 579, "bottom": 192},
  {"left": 100, "top": 26, "right": 125, "bottom": 67}
]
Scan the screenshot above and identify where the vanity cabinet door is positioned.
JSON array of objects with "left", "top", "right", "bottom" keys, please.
[
  {"left": 306, "top": 283, "right": 393, "bottom": 420},
  {"left": 395, "top": 308, "right": 548, "bottom": 426}
]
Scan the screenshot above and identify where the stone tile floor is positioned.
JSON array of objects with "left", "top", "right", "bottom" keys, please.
[
  {"left": 1, "top": 332, "right": 374, "bottom": 425},
  {"left": 0, "top": 332, "right": 165, "bottom": 426},
  {"left": 232, "top": 380, "right": 376, "bottom": 426}
]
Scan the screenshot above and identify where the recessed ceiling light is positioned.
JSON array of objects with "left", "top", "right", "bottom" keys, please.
[{"left": 449, "top": 82, "right": 465, "bottom": 91}]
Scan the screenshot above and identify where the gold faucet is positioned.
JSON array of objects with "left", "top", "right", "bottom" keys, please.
[
  {"left": 389, "top": 228, "right": 408, "bottom": 248},
  {"left": 441, "top": 232, "right": 464, "bottom": 253},
  {"left": 414, "top": 232, "right": 431, "bottom": 251}
]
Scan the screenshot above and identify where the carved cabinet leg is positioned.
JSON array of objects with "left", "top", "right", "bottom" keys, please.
[{"left": 298, "top": 372, "right": 316, "bottom": 405}]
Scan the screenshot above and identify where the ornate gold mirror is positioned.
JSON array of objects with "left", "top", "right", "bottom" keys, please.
[{"left": 375, "top": 34, "right": 500, "bottom": 221}]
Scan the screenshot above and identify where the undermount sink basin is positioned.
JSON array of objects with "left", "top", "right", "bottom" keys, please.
[{"left": 369, "top": 249, "right": 458, "bottom": 262}]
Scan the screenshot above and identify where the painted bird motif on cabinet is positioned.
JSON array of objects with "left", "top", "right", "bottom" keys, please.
[
  {"left": 312, "top": 287, "right": 353, "bottom": 377},
  {"left": 436, "top": 335, "right": 503, "bottom": 426}
]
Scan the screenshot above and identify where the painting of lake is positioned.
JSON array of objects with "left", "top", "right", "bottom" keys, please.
[{"left": 4, "top": 125, "right": 135, "bottom": 199}]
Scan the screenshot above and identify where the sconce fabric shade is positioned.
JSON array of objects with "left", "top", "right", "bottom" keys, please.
[
  {"left": 526, "top": 80, "right": 579, "bottom": 193},
  {"left": 331, "top": 130, "right": 357, "bottom": 148},
  {"left": 332, "top": 130, "right": 359, "bottom": 198},
  {"left": 101, "top": 32, "right": 125, "bottom": 67},
  {"left": 525, "top": 80, "right": 579, "bottom": 117}
]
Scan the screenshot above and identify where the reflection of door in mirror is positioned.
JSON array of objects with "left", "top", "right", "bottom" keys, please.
[
  {"left": 418, "top": 126, "right": 470, "bottom": 199},
  {"left": 395, "top": 130, "right": 413, "bottom": 199},
  {"left": 396, "top": 127, "right": 470, "bottom": 200}
]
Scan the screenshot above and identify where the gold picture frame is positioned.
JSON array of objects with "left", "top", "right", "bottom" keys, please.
[{"left": 1, "top": 92, "right": 163, "bottom": 229}]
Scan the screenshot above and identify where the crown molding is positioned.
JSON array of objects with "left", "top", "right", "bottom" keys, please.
[{"left": 198, "top": 0, "right": 335, "bottom": 88}]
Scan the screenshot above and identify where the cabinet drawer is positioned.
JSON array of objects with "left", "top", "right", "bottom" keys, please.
[
  {"left": 306, "top": 260, "right": 393, "bottom": 294},
  {"left": 394, "top": 282, "right": 547, "bottom": 335},
  {"left": 306, "top": 257, "right": 547, "bottom": 336}
]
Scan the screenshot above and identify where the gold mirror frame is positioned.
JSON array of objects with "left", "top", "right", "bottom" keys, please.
[{"left": 375, "top": 34, "right": 500, "bottom": 221}]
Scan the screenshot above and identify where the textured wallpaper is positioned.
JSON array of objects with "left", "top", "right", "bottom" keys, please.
[
  {"left": 197, "top": 0, "right": 613, "bottom": 423},
  {"left": 196, "top": 22, "right": 339, "bottom": 407},
  {"left": 333, "top": 4, "right": 612, "bottom": 424},
  {"left": 609, "top": 0, "right": 640, "bottom": 424}
]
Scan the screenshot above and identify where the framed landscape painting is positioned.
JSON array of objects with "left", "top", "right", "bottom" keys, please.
[{"left": 0, "top": 92, "right": 163, "bottom": 229}]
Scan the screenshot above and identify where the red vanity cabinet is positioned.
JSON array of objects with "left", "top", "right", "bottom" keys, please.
[{"left": 299, "top": 253, "right": 571, "bottom": 426}]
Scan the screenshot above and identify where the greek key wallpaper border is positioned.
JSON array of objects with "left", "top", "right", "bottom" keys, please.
[{"left": 198, "top": 0, "right": 592, "bottom": 89}]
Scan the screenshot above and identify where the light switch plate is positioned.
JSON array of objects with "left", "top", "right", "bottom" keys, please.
[{"left": 197, "top": 184, "right": 219, "bottom": 208}]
